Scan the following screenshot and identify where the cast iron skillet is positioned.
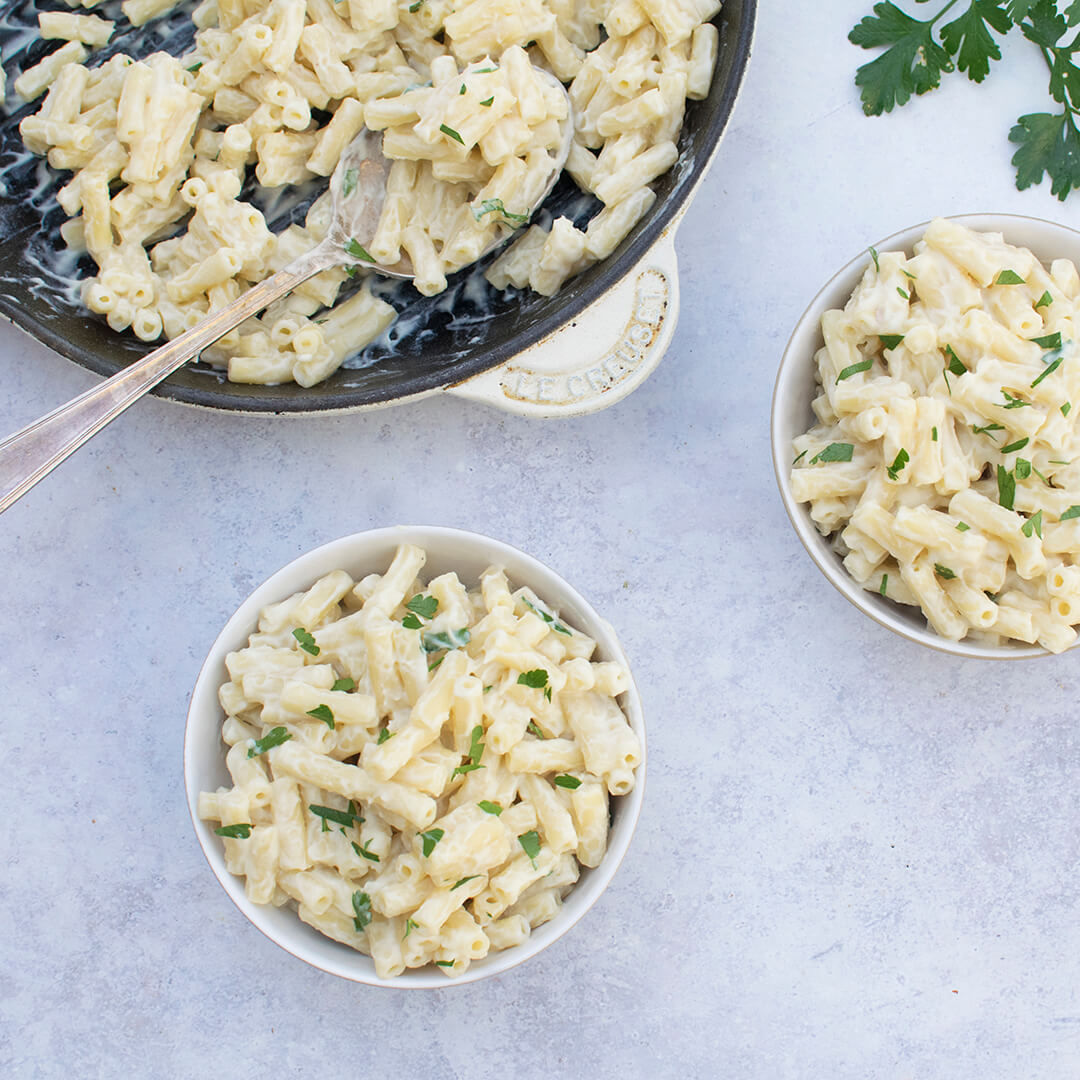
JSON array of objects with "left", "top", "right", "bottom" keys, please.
[{"left": 0, "top": 0, "right": 755, "bottom": 412}]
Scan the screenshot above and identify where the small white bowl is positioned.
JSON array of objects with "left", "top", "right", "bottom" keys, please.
[
  {"left": 771, "top": 213, "right": 1080, "bottom": 660},
  {"left": 184, "top": 525, "right": 646, "bottom": 987}
]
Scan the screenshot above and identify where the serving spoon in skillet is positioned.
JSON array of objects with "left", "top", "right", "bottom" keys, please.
[{"left": 0, "top": 74, "right": 572, "bottom": 514}]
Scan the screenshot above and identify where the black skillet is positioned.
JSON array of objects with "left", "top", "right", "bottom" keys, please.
[{"left": 0, "top": 0, "right": 756, "bottom": 412}]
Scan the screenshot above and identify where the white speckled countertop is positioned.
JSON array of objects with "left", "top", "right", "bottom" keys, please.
[{"left": 2, "top": 2, "right": 1078, "bottom": 1077}]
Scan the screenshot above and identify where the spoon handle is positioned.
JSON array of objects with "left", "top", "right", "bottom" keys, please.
[{"left": 0, "top": 245, "right": 337, "bottom": 514}]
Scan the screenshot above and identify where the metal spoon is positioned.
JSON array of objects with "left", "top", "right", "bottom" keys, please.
[{"left": 0, "top": 74, "right": 572, "bottom": 513}]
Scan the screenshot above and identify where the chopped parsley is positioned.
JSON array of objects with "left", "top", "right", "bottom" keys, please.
[
  {"left": 332, "top": 677, "right": 356, "bottom": 692},
  {"left": 995, "top": 270, "right": 1025, "bottom": 285},
  {"left": 879, "top": 573, "right": 888, "bottom": 596},
  {"left": 517, "top": 668, "right": 549, "bottom": 689},
  {"left": 1015, "top": 458, "right": 1032, "bottom": 480},
  {"left": 439, "top": 123, "right": 464, "bottom": 145},
  {"left": 934, "top": 564, "right": 957, "bottom": 580},
  {"left": 309, "top": 803, "right": 363, "bottom": 828},
  {"left": 352, "top": 890, "right": 372, "bottom": 931},
  {"left": 214, "top": 823, "right": 251, "bottom": 838},
  {"left": 459, "top": 83, "right": 466, "bottom": 94},
  {"left": 428, "top": 655, "right": 444, "bottom": 671},
  {"left": 306, "top": 704, "right": 335, "bottom": 729},
  {"left": 997, "top": 464, "right": 1016, "bottom": 510},
  {"left": 973, "top": 422, "right": 1004, "bottom": 440},
  {"left": 897, "top": 286, "right": 910, "bottom": 300},
  {"left": 879, "top": 333, "right": 905, "bottom": 349},
  {"left": 553, "top": 774, "right": 581, "bottom": 790},
  {"left": 1063, "top": 402, "right": 1072, "bottom": 416},
  {"left": 352, "top": 840, "right": 380, "bottom": 862},
  {"left": 377, "top": 726, "right": 393, "bottom": 744},
  {"left": 1035, "top": 291, "right": 1053, "bottom": 309},
  {"left": 944, "top": 345, "right": 965, "bottom": 376},
  {"left": 421, "top": 628, "right": 471, "bottom": 652},
  {"left": 956, "top": 521, "right": 971, "bottom": 532},
  {"left": 344, "top": 237, "right": 374, "bottom": 262},
  {"left": 408, "top": 0, "right": 424, "bottom": 9},
  {"left": 292, "top": 627, "right": 319, "bottom": 655},
  {"left": 402, "top": 613, "right": 422, "bottom": 629},
  {"left": 406, "top": 594, "right": 439, "bottom": 619},
  {"left": 869, "top": 246, "right": 880, "bottom": 272},
  {"left": 1031, "top": 355, "right": 1064, "bottom": 388},
  {"left": 1031, "top": 331, "right": 1062, "bottom": 350},
  {"left": 480, "top": 96, "right": 494, "bottom": 106},
  {"left": 522, "top": 597, "right": 572, "bottom": 635},
  {"left": 248, "top": 726, "right": 292, "bottom": 757},
  {"left": 435, "top": 960, "right": 454, "bottom": 968},
  {"left": 420, "top": 828, "right": 445, "bottom": 857},
  {"left": 517, "top": 829, "right": 541, "bottom": 864},
  {"left": 1021, "top": 510, "right": 1043, "bottom": 539},
  {"left": 452, "top": 725, "right": 486, "bottom": 777},
  {"left": 404, "top": 918, "right": 418, "bottom": 938},
  {"left": 1060, "top": 505, "right": 1080, "bottom": 521},
  {"left": 450, "top": 875, "right": 480, "bottom": 891},
  {"left": 1000, "top": 437, "right": 1029, "bottom": 455},
  {"left": 527, "top": 720, "right": 546, "bottom": 739},
  {"left": 837, "top": 358, "right": 873, "bottom": 383},
  {"left": 477, "top": 800, "right": 503, "bottom": 816},
  {"left": 342, "top": 167, "right": 358, "bottom": 198},
  {"left": 931, "top": 426, "right": 938, "bottom": 441},
  {"left": 474, "top": 197, "right": 529, "bottom": 225},
  {"left": 793, "top": 449, "right": 808, "bottom": 465},
  {"left": 1001, "top": 389, "right": 1030, "bottom": 409},
  {"left": 186, "top": 61, "right": 202, "bottom": 73},
  {"left": 886, "top": 448, "right": 909, "bottom": 481},
  {"left": 809, "top": 442, "right": 854, "bottom": 464}
]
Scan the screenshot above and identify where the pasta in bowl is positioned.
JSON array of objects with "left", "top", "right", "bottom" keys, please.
[
  {"left": 772, "top": 215, "right": 1080, "bottom": 658},
  {"left": 184, "top": 526, "right": 646, "bottom": 985}
]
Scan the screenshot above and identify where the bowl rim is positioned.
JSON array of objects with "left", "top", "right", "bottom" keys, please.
[
  {"left": 183, "top": 524, "right": 647, "bottom": 987},
  {"left": 771, "top": 211, "right": 1080, "bottom": 661}
]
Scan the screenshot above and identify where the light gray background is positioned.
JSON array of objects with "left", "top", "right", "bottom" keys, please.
[{"left": 2, "top": 2, "right": 1078, "bottom": 1077}]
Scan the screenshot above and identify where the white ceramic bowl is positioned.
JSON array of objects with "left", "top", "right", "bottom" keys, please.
[
  {"left": 772, "top": 213, "right": 1080, "bottom": 660},
  {"left": 184, "top": 525, "right": 646, "bottom": 986}
]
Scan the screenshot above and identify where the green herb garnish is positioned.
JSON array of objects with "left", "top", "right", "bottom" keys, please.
[
  {"left": 477, "top": 800, "right": 503, "bottom": 815},
  {"left": 307, "top": 704, "right": 335, "bottom": 729},
  {"left": 404, "top": 918, "right": 418, "bottom": 938},
  {"left": 934, "top": 564, "right": 957, "bottom": 580},
  {"left": 214, "top": 823, "right": 251, "bottom": 838},
  {"left": 406, "top": 594, "right": 439, "bottom": 619},
  {"left": 886, "top": 447, "right": 909, "bottom": 481},
  {"left": 310, "top": 803, "right": 362, "bottom": 828},
  {"left": 517, "top": 830, "right": 541, "bottom": 864},
  {"left": 342, "top": 167, "right": 358, "bottom": 197},
  {"left": 1015, "top": 457, "right": 1032, "bottom": 480},
  {"left": 187, "top": 61, "right": 202, "bottom": 73},
  {"left": 452, "top": 725, "right": 485, "bottom": 777},
  {"left": 473, "top": 197, "right": 529, "bottom": 225},
  {"left": 435, "top": 960, "right": 454, "bottom": 968},
  {"left": 344, "top": 237, "right": 374, "bottom": 262},
  {"left": 553, "top": 774, "right": 582, "bottom": 790},
  {"left": 897, "top": 286, "right": 910, "bottom": 299},
  {"left": 352, "top": 890, "right": 372, "bottom": 931},
  {"left": 956, "top": 521, "right": 970, "bottom": 531},
  {"left": 1061, "top": 505, "right": 1080, "bottom": 520},
  {"left": 1063, "top": 402, "right": 1072, "bottom": 416},
  {"left": 1031, "top": 331, "right": 1063, "bottom": 349},
  {"left": 517, "top": 668, "right": 549, "bottom": 689},
  {"left": 420, "top": 828, "right": 445, "bottom": 856},
  {"left": 408, "top": 0, "right": 424, "bottom": 9},
  {"left": 809, "top": 442, "right": 854, "bottom": 464},
  {"left": 480, "top": 96, "right": 494, "bottom": 106},
  {"left": 837, "top": 358, "right": 873, "bottom": 383},
  {"left": 869, "top": 246, "right": 880, "bottom": 272},
  {"left": 932, "top": 426, "right": 939, "bottom": 441},
  {"left": 332, "top": 677, "right": 356, "bottom": 692},
  {"left": 292, "top": 627, "right": 319, "bottom": 655},
  {"left": 352, "top": 840, "right": 380, "bottom": 862},
  {"left": 995, "top": 269, "right": 1026, "bottom": 285},
  {"left": 377, "top": 726, "right": 393, "bottom": 744},
  {"left": 521, "top": 597, "right": 571, "bottom": 635},
  {"left": 439, "top": 123, "right": 464, "bottom": 145},
  {"left": 973, "top": 422, "right": 1004, "bottom": 439},
  {"left": 1036, "top": 290, "right": 1053, "bottom": 308},
  {"left": 1001, "top": 437, "right": 1030, "bottom": 454},
  {"left": 450, "top": 875, "right": 480, "bottom": 890},
  {"left": 248, "top": 727, "right": 292, "bottom": 757},
  {"left": 879, "top": 333, "right": 905, "bottom": 349},
  {"left": 421, "top": 628, "right": 471, "bottom": 652},
  {"left": 879, "top": 573, "right": 888, "bottom": 596},
  {"left": 945, "top": 344, "right": 966, "bottom": 376},
  {"left": 1001, "top": 389, "right": 1030, "bottom": 409},
  {"left": 1031, "top": 355, "right": 1064, "bottom": 388},
  {"left": 527, "top": 720, "right": 546, "bottom": 739},
  {"left": 1021, "top": 509, "right": 1044, "bottom": 538},
  {"left": 997, "top": 463, "right": 1016, "bottom": 510},
  {"left": 402, "top": 613, "right": 422, "bottom": 629}
]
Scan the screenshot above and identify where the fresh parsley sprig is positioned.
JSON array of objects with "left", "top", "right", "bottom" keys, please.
[{"left": 850, "top": 1, "right": 1080, "bottom": 200}]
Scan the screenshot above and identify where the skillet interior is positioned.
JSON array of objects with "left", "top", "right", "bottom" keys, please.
[{"left": 0, "top": 0, "right": 755, "bottom": 412}]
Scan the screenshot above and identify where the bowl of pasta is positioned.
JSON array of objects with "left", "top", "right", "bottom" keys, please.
[
  {"left": 0, "top": 0, "right": 755, "bottom": 417},
  {"left": 773, "top": 214, "right": 1080, "bottom": 658},
  {"left": 184, "top": 525, "right": 646, "bottom": 986}
]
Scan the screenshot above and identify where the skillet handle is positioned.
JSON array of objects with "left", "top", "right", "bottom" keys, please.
[{"left": 446, "top": 226, "right": 680, "bottom": 417}]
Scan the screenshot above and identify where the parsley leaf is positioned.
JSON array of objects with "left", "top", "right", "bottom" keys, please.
[
  {"left": 517, "top": 669, "right": 549, "bottom": 689},
  {"left": 473, "top": 197, "right": 530, "bottom": 225},
  {"left": 517, "top": 829, "right": 541, "bottom": 864},
  {"left": 995, "top": 269, "right": 1026, "bottom": 284},
  {"left": 1036, "top": 289, "right": 1054, "bottom": 307},
  {"left": 480, "top": 96, "right": 494, "bottom": 106},
  {"left": 879, "top": 333, "right": 905, "bottom": 349},
  {"left": 521, "top": 597, "right": 572, "bottom": 635},
  {"left": 837, "top": 358, "right": 874, "bottom": 383},
  {"left": 435, "top": 960, "right": 454, "bottom": 968},
  {"left": 887, "top": 447, "right": 910, "bottom": 480},
  {"left": 1021, "top": 509, "right": 1044, "bottom": 537},
  {"left": 879, "top": 573, "right": 889, "bottom": 596},
  {"left": 1031, "top": 331, "right": 1063, "bottom": 349},
  {"left": 527, "top": 720, "right": 546, "bottom": 739},
  {"left": 1016, "top": 457, "right": 1033, "bottom": 479},
  {"left": 420, "top": 828, "right": 445, "bottom": 856},
  {"left": 344, "top": 237, "right": 374, "bottom": 262},
  {"left": 945, "top": 344, "right": 966, "bottom": 376},
  {"left": 332, "top": 677, "right": 356, "bottom": 692},
  {"left": 421, "top": 628, "right": 471, "bottom": 652},
  {"left": 1001, "top": 389, "right": 1030, "bottom": 408},
  {"left": 554, "top": 774, "right": 582, "bottom": 789},
  {"left": 1031, "top": 354, "right": 1064, "bottom": 387},
  {"left": 997, "top": 463, "right": 1017, "bottom": 509},
  {"left": 402, "top": 613, "right": 422, "bottom": 629},
  {"left": 1001, "top": 436, "right": 1030, "bottom": 454},
  {"left": 849, "top": 2, "right": 956, "bottom": 115},
  {"left": 451, "top": 875, "right": 480, "bottom": 890},
  {"left": 956, "top": 521, "right": 971, "bottom": 531},
  {"left": 1062, "top": 401, "right": 1072, "bottom": 415},
  {"left": 452, "top": 725, "right": 485, "bottom": 777},
  {"left": 1060, "top": 504, "right": 1080, "bottom": 520},
  {"left": 439, "top": 123, "right": 465, "bottom": 144},
  {"left": 214, "top": 823, "right": 252, "bottom": 838},
  {"left": 477, "top": 800, "right": 503, "bottom": 815},
  {"left": 292, "top": 627, "right": 319, "bottom": 655},
  {"left": 352, "top": 890, "right": 372, "bottom": 931},
  {"left": 377, "top": 727, "right": 393, "bottom": 744},
  {"left": 342, "top": 167, "right": 358, "bottom": 197},
  {"left": 306, "top": 704, "right": 335, "bottom": 729},
  {"left": 973, "top": 421, "right": 1005, "bottom": 439},
  {"left": 934, "top": 563, "right": 957, "bottom": 579},
  {"left": 869, "top": 246, "right": 881, "bottom": 271},
  {"left": 809, "top": 442, "right": 855, "bottom": 464},
  {"left": 248, "top": 727, "right": 292, "bottom": 757},
  {"left": 310, "top": 803, "right": 363, "bottom": 828},
  {"left": 941, "top": 1, "right": 1011, "bottom": 82},
  {"left": 406, "top": 594, "right": 439, "bottom": 619}
]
